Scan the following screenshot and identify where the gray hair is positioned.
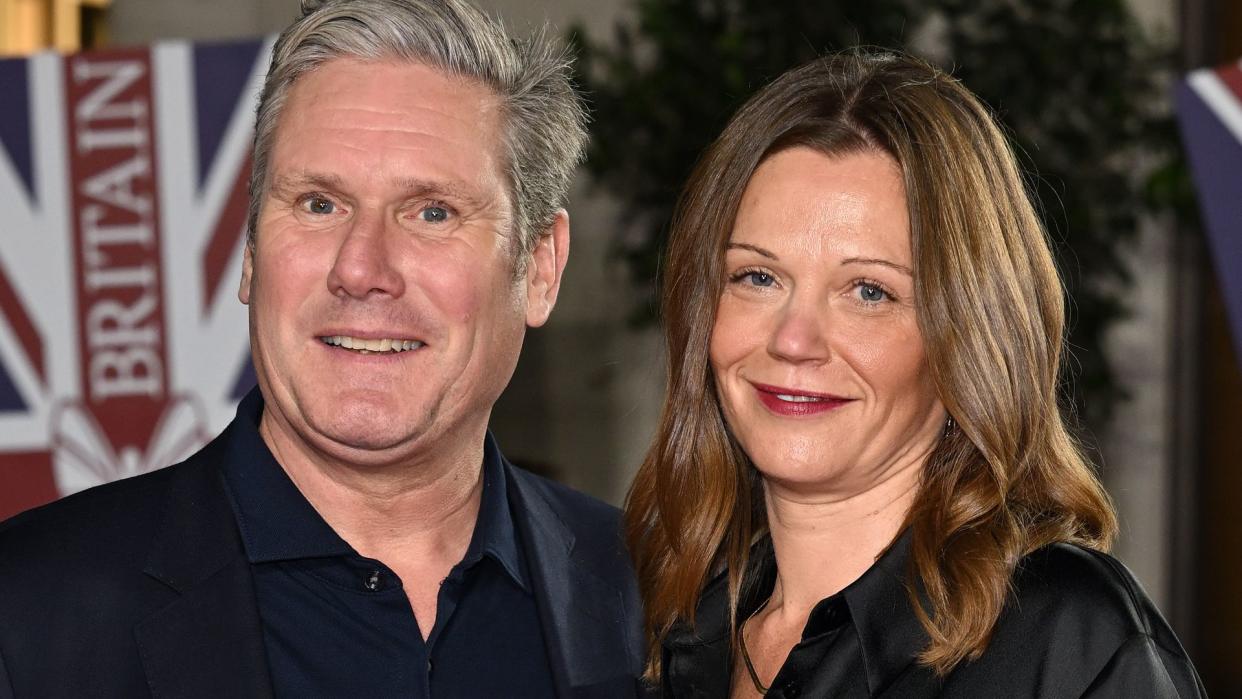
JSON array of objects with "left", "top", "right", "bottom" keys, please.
[{"left": 248, "top": 0, "right": 588, "bottom": 262}]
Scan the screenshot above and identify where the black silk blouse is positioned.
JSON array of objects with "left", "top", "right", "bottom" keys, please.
[{"left": 661, "top": 534, "right": 1205, "bottom": 698}]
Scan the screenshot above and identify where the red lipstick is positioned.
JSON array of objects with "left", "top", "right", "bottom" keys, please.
[{"left": 750, "top": 382, "right": 853, "bottom": 417}]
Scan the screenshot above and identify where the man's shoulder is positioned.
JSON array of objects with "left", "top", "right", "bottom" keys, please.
[
  {"left": 0, "top": 431, "right": 228, "bottom": 578},
  {"left": 0, "top": 464, "right": 172, "bottom": 563},
  {"left": 504, "top": 463, "right": 629, "bottom": 569},
  {"left": 504, "top": 462, "right": 645, "bottom": 684},
  {"left": 0, "top": 431, "right": 244, "bottom": 696},
  {"left": 504, "top": 464, "right": 621, "bottom": 536}
]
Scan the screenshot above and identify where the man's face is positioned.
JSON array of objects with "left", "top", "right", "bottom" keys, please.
[{"left": 239, "top": 58, "right": 566, "bottom": 468}]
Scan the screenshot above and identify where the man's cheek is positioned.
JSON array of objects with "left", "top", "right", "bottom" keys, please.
[{"left": 422, "top": 261, "right": 488, "bottom": 321}]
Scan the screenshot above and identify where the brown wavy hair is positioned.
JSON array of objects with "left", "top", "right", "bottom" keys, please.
[{"left": 625, "top": 50, "right": 1118, "bottom": 682}]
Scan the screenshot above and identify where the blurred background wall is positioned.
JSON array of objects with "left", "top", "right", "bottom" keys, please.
[{"left": 0, "top": 0, "right": 1238, "bottom": 693}]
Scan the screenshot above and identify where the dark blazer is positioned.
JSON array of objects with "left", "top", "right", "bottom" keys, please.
[{"left": 0, "top": 423, "right": 643, "bottom": 698}]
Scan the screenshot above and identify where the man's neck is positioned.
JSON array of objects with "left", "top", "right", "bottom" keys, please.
[
  {"left": 257, "top": 411, "right": 485, "bottom": 569},
  {"left": 257, "top": 411, "right": 489, "bottom": 637}
]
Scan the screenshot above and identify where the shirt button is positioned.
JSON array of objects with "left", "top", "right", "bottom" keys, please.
[
  {"left": 365, "top": 570, "right": 381, "bottom": 591},
  {"left": 781, "top": 681, "right": 801, "bottom": 697}
]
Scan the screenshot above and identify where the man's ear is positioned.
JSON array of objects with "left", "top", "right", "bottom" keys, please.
[
  {"left": 238, "top": 243, "right": 254, "bottom": 305},
  {"left": 524, "top": 210, "right": 570, "bottom": 328}
]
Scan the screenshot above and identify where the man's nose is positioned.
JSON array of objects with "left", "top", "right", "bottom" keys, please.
[
  {"left": 326, "top": 212, "right": 406, "bottom": 299},
  {"left": 767, "top": 295, "right": 833, "bottom": 364}
]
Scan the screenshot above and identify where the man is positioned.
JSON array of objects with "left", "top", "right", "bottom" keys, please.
[{"left": 0, "top": 1, "right": 643, "bottom": 696}]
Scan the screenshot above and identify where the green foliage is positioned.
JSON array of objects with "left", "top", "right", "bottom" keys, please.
[
  {"left": 571, "top": 0, "right": 1182, "bottom": 426},
  {"left": 572, "top": 0, "right": 922, "bottom": 320}
]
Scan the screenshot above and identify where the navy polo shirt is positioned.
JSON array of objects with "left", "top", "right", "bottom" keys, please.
[{"left": 221, "top": 390, "right": 556, "bottom": 697}]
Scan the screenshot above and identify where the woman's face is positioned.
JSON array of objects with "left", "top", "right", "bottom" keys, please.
[{"left": 710, "top": 147, "right": 946, "bottom": 498}]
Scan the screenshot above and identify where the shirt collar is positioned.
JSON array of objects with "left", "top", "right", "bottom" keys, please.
[
  {"left": 221, "top": 388, "right": 351, "bottom": 562},
  {"left": 220, "top": 387, "right": 529, "bottom": 592},
  {"left": 461, "top": 431, "right": 529, "bottom": 592},
  {"left": 664, "top": 529, "right": 927, "bottom": 694},
  {"left": 839, "top": 530, "right": 928, "bottom": 694}
]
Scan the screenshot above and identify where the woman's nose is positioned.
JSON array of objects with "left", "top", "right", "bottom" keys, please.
[{"left": 767, "top": 296, "right": 832, "bottom": 364}]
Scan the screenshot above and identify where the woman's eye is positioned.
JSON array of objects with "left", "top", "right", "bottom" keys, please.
[
  {"left": 304, "top": 196, "right": 335, "bottom": 215},
  {"left": 744, "top": 271, "right": 775, "bottom": 287},
  {"left": 857, "top": 283, "right": 888, "bottom": 302},
  {"left": 420, "top": 206, "right": 449, "bottom": 223}
]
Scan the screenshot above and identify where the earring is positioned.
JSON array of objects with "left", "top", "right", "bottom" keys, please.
[{"left": 943, "top": 415, "right": 956, "bottom": 437}]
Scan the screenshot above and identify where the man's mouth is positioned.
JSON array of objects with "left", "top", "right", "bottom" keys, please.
[{"left": 319, "top": 335, "right": 424, "bottom": 355}]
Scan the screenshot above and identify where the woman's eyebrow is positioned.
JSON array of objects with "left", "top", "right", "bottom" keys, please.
[
  {"left": 727, "top": 242, "right": 778, "bottom": 260},
  {"left": 842, "top": 256, "right": 913, "bottom": 276}
]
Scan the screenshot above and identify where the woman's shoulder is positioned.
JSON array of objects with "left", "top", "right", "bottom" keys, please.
[
  {"left": 936, "top": 542, "right": 1204, "bottom": 697},
  {"left": 1007, "top": 543, "right": 1196, "bottom": 655},
  {"left": 1008, "top": 543, "right": 1159, "bottom": 634}
]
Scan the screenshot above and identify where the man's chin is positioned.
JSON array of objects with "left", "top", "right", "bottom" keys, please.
[{"left": 306, "top": 419, "right": 431, "bottom": 463}]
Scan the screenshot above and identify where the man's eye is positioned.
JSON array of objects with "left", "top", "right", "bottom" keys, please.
[
  {"left": 304, "top": 197, "right": 335, "bottom": 215},
  {"left": 421, "top": 206, "right": 449, "bottom": 223}
]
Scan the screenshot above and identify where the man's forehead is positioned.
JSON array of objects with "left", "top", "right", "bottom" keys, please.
[
  {"left": 266, "top": 58, "right": 510, "bottom": 196},
  {"left": 269, "top": 59, "right": 503, "bottom": 157},
  {"left": 289, "top": 56, "right": 503, "bottom": 115}
]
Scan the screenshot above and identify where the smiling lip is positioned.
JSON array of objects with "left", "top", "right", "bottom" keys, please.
[
  {"left": 750, "top": 382, "right": 854, "bottom": 416},
  {"left": 318, "top": 332, "right": 425, "bottom": 356}
]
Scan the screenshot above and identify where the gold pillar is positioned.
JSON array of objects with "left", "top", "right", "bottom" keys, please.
[
  {"left": 0, "top": 0, "right": 48, "bottom": 55},
  {"left": 0, "top": 0, "right": 109, "bottom": 56}
]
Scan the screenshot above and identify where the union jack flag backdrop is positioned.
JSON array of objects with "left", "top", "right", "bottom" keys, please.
[
  {"left": 1176, "top": 58, "right": 1242, "bottom": 361},
  {"left": 0, "top": 38, "right": 272, "bottom": 520}
]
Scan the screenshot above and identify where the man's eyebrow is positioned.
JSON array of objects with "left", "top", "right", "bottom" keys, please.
[
  {"left": 269, "top": 172, "right": 344, "bottom": 194},
  {"left": 842, "top": 257, "right": 913, "bottom": 276},
  {"left": 727, "top": 242, "right": 778, "bottom": 260},
  {"left": 269, "top": 173, "right": 490, "bottom": 208},
  {"left": 392, "top": 177, "right": 487, "bottom": 207}
]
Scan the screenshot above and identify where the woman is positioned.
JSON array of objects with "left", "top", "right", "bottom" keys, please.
[{"left": 626, "top": 51, "right": 1203, "bottom": 698}]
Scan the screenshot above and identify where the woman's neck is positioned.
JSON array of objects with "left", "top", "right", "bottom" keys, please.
[{"left": 762, "top": 457, "right": 921, "bottom": 619}]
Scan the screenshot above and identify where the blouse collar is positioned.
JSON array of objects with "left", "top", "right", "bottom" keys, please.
[{"left": 663, "top": 529, "right": 929, "bottom": 695}]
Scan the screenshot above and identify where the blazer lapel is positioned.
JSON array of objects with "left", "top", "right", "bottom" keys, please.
[
  {"left": 507, "top": 465, "right": 640, "bottom": 698},
  {"left": 133, "top": 436, "right": 273, "bottom": 698}
]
